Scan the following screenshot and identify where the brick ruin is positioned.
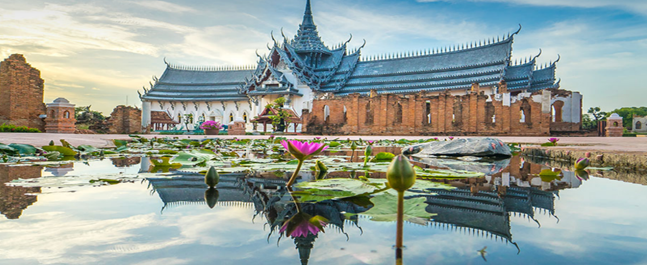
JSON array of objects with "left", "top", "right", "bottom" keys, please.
[
  {"left": 303, "top": 83, "right": 582, "bottom": 136},
  {"left": 0, "top": 54, "right": 46, "bottom": 131},
  {"left": 44, "top": 98, "right": 77, "bottom": 134},
  {"left": 107, "top": 105, "right": 142, "bottom": 134}
]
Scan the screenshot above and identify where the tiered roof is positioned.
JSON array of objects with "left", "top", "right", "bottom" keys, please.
[
  {"left": 142, "top": 63, "right": 253, "bottom": 102},
  {"left": 141, "top": 0, "right": 560, "bottom": 102}
]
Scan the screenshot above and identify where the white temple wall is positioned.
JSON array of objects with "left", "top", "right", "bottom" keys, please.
[
  {"left": 147, "top": 100, "right": 253, "bottom": 131},
  {"left": 551, "top": 92, "right": 582, "bottom": 123}
]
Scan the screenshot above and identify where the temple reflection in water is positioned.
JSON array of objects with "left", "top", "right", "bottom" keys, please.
[{"left": 144, "top": 155, "right": 586, "bottom": 263}]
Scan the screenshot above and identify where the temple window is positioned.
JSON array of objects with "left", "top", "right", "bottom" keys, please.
[
  {"left": 324, "top": 105, "right": 330, "bottom": 123},
  {"left": 243, "top": 113, "right": 248, "bottom": 123},
  {"left": 485, "top": 102, "right": 495, "bottom": 125},
  {"left": 636, "top": 121, "right": 642, "bottom": 130},
  {"left": 64, "top": 111, "right": 70, "bottom": 119},
  {"left": 365, "top": 102, "right": 374, "bottom": 125},
  {"left": 394, "top": 103, "right": 403, "bottom": 124},
  {"left": 520, "top": 100, "right": 532, "bottom": 124},
  {"left": 425, "top": 101, "right": 431, "bottom": 125},
  {"left": 520, "top": 111, "right": 525, "bottom": 122},
  {"left": 453, "top": 100, "right": 463, "bottom": 126},
  {"left": 229, "top": 113, "right": 234, "bottom": 123},
  {"left": 552, "top": 101, "right": 564, "bottom": 122},
  {"left": 50, "top": 110, "right": 55, "bottom": 119},
  {"left": 343, "top": 106, "right": 348, "bottom": 123}
]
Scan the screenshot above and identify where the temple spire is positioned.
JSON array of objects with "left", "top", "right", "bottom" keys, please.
[
  {"left": 303, "top": 0, "right": 314, "bottom": 28},
  {"left": 292, "top": 0, "right": 330, "bottom": 54}
]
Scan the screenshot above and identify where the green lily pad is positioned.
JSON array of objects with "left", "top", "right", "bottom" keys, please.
[
  {"left": 0, "top": 144, "right": 17, "bottom": 155},
  {"left": 8, "top": 144, "right": 37, "bottom": 155},
  {"left": 77, "top": 145, "right": 99, "bottom": 153},
  {"left": 359, "top": 193, "right": 436, "bottom": 225},
  {"left": 371, "top": 152, "right": 395, "bottom": 162},
  {"left": 293, "top": 178, "right": 387, "bottom": 202},
  {"left": 113, "top": 139, "right": 128, "bottom": 147},
  {"left": 415, "top": 167, "right": 484, "bottom": 179},
  {"left": 42, "top": 145, "right": 77, "bottom": 156}
]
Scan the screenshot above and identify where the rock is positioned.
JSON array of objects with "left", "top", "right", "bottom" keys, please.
[
  {"left": 403, "top": 138, "right": 512, "bottom": 157},
  {"left": 410, "top": 156, "right": 511, "bottom": 175}
]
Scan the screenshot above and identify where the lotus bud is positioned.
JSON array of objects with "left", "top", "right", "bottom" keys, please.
[
  {"left": 574, "top": 157, "right": 590, "bottom": 170},
  {"left": 205, "top": 188, "right": 219, "bottom": 209},
  {"left": 575, "top": 170, "right": 589, "bottom": 181},
  {"left": 363, "top": 145, "right": 373, "bottom": 167},
  {"left": 315, "top": 160, "right": 328, "bottom": 174},
  {"left": 351, "top": 141, "right": 357, "bottom": 151},
  {"left": 387, "top": 155, "right": 416, "bottom": 192},
  {"left": 205, "top": 166, "right": 220, "bottom": 188},
  {"left": 49, "top": 140, "right": 55, "bottom": 146}
]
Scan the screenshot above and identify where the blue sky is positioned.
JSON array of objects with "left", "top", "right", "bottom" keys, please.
[{"left": 0, "top": 0, "right": 645, "bottom": 114}]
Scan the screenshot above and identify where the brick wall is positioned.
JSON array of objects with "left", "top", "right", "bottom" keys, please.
[
  {"left": 0, "top": 54, "right": 46, "bottom": 131},
  {"left": 107, "top": 105, "right": 142, "bottom": 134},
  {"left": 304, "top": 87, "right": 580, "bottom": 136}
]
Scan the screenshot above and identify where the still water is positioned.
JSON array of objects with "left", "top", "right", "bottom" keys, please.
[{"left": 1, "top": 155, "right": 647, "bottom": 265}]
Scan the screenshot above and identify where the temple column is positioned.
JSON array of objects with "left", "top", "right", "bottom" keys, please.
[{"left": 142, "top": 101, "right": 152, "bottom": 132}]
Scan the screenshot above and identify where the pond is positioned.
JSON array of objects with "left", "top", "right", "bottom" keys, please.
[{"left": 1, "top": 138, "right": 647, "bottom": 265}]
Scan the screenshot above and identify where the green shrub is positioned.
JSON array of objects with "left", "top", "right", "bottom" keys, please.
[{"left": 0, "top": 124, "right": 41, "bottom": 133}]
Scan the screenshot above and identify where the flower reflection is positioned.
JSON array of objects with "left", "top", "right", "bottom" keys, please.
[{"left": 280, "top": 212, "right": 328, "bottom": 238}]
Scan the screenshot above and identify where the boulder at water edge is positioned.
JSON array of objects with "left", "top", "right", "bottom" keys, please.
[{"left": 403, "top": 138, "right": 512, "bottom": 157}]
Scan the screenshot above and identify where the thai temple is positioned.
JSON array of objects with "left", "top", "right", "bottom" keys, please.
[{"left": 140, "top": 0, "right": 575, "bottom": 134}]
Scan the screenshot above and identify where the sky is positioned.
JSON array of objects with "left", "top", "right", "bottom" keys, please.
[{"left": 0, "top": 0, "right": 645, "bottom": 115}]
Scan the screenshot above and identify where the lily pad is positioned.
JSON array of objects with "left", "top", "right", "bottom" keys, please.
[
  {"left": 42, "top": 145, "right": 78, "bottom": 157},
  {"left": 358, "top": 193, "right": 436, "bottom": 225},
  {"left": 0, "top": 144, "right": 17, "bottom": 155},
  {"left": 77, "top": 145, "right": 99, "bottom": 153},
  {"left": 9, "top": 144, "right": 37, "bottom": 155},
  {"left": 293, "top": 178, "right": 387, "bottom": 202},
  {"left": 371, "top": 152, "right": 395, "bottom": 162}
]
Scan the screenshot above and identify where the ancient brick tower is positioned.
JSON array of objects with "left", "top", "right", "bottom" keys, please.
[
  {"left": 0, "top": 54, "right": 46, "bottom": 131},
  {"left": 45, "top": 98, "right": 76, "bottom": 134}
]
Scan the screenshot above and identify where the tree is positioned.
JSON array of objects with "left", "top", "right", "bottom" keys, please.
[
  {"left": 587, "top": 107, "right": 606, "bottom": 123},
  {"left": 75, "top": 106, "right": 106, "bottom": 124},
  {"left": 581, "top": 114, "right": 597, "bottom": 130}
]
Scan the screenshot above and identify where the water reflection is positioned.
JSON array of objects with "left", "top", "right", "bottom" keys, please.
[
  {"left": 140, "top": 154, "right": 602, "bottom": 263},
  {"left": 0, "top": 165, "right": 42, "bottom": 219},
  {"left": 146, "top": 173, "right": 368, "bottom": 264},
  {"left": 2, "top": 152, "right": 646, "bottom": 264}
]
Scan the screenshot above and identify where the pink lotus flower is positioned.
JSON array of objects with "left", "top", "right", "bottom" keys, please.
[
  {"left": 281, "top": 140, "right": 328, "bottom": 161},
  {"left": 548, "top": 138, "right": 559, "bottom": 144},
  {"left": 448, "top": 137, "right": 454, "bottom": 140},
  {"left": 281, "top": 140, "right": 328, "bottom": 187},
  {"left": 280, "top": 212, "right": 328, "bottom": 238},
  {"left": 367, "top": 140, "right": 375, "bottom": 145}
]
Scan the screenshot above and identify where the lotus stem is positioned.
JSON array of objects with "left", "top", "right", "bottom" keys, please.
[
  {"left": 396, "top": 190, "right": 404, "bottom": 249},
  {"left": 287, "top": 159, "right": 304, "bottom": 187},
  {"left": 395, "top": 190, "right": 405, "bottom": 264}
]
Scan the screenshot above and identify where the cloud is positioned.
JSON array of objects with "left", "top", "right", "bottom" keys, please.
[
  {"left": 416, "top": 0, "right": 647, "bottom": 16},
  {"left": 133, "top": 1, "right": 197, "bottom": 14},
  {"left": 0, "top": 4, "right": 159, "bottom": 57}
]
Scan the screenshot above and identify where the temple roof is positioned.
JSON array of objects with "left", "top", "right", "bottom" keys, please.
[
  {"left": 326, "top": 38, "right": 514, "bottom": 96},
  {"left": 142, "top": 64, "right": 253, "bottom": 102},
  {"left": 141, "top": 1, "right": 560, "bottom": 102}
]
